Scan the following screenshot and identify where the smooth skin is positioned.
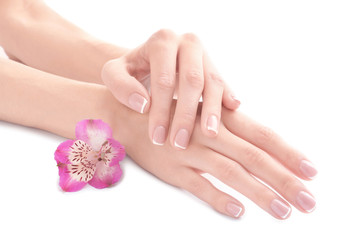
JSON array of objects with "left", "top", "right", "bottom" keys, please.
[
  {"left": 102, "top": 32, "right": 240, "bottom": 149},
  {"left": 0, "top": 58, "right": 316, "bottom": 219},
  {"left": 0, "top": 0, "right": 240, "bottom": 150},
  {"left": 0, "top": 0, "right": 317, "bottom": 219}
]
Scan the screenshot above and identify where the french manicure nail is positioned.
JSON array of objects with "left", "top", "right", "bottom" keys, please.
[
  {"left": 230, "top": 94, "right": 241, "bottom": 105},
  {"left": 226, "top": 202, "right": 242, "bottom": 218},
  {"left": 270, "top": 199, "right": 291, "bottom": 219},
  {"left": 300, "top": 160, "right": 318, "bottom": 179},
  {"left": 128, "top": 93, "right": 147, "bottom": 114},
  {"left": 153, "top": 126, "right": 166, "bottom": 145},
  {"left": 207, "top": 115, "right": 218, "bottom": 135},
  {"left": 296, "top": 191, "right": 316, "bottom": 212},
  {"left": 174, "top": 129, "right": 189, "bottom": 150}
]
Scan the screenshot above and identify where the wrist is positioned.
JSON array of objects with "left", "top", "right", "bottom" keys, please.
[{"left": 101, "top": 88, "right": 136, "bottom": 148}]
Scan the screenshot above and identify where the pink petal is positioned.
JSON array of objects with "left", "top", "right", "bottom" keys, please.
[
  {"left": 75, "top": 119, "right": 113, "bottom": 151},
  {"left": 54, "top": 140, "right": 74, "bottom": 164},
  {"left": 68, "top": 140, "right": 93, "bottom": 164},
  {"left": 88, "top": 163, "right": 122, "bottom": 189},
  {"left": 58, "top": 167, "right": 88, "bottom": 192},
  {"left": 55, "top": 140, "right": 96, "bottom": 192},
  {"left": 104, "top": 138, "right": 126, "bottom": 166}
]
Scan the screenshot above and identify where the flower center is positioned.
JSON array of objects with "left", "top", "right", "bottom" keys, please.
[{"left": 96, "top": 150, "right": 107, "bottom": 162}]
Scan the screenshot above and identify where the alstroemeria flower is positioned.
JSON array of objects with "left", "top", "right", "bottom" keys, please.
[{"left": 54, "top": 119, "right": 125, "bottom": 192}]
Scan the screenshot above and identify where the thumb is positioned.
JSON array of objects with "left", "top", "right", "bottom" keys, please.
[{"left": 101, "top": 59, "right": 150, "bottom": 114}]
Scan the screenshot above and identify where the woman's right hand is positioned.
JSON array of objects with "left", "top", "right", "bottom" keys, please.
[{"left": 114, "top": 100, "right": 317, "bottom": 219}]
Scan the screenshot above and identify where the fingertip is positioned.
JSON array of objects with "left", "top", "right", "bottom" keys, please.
[
  {"left": 202, "top": 114, "right": 219, "bottom": 138},
  {"left": 142, "top": 97, "right": 151, "bottom": 114},
  {"left": 230, "top": 94, "right": 241, "bottom": 108},
  {"left": 225, "top": 201, "right": 245, "bottom": 219},
  {"left": 223, "top": 92, "right": 241, "bottom": 110},
  {"left": 151, "top": 125, "right": 166, "bottom": 146},
  {"left": 173, "top": 128, "right": 190, "bottom": 150},
  {"left": 270, "top": 199, "right": 292, "bottom": 220},
  {"left": 299, "top": 160, "right": 318, "bottom": 180},
  {"left": 128, "top": 93, "right": 149, "bottom": 114}
]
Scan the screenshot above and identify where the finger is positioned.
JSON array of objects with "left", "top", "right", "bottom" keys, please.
[
  {"left": 200, "top": 55, "right": 224, "bottom": 137},
  {"left": 180, "top": 169, "right": 244, "bottom": 219},
  {"left": 146, "top": 29, "right": 178, "bottom": 145},
  {"left": 206, "top": 129, "right": 316, "bottom": 213},
  {"left": 222, "top": 83, "right": 241, "bottom": 110},
  {"left": 192, "top": 151, "right": 292, "bottom": 219},
  {"left": 170, "top": 33, "right": 204, "bottom": 149},
  {"left": 222, "top": 110, "right": 318, "bottom": 180},
  {"left": 101, "top": 58, "right": 150, "bottom": 113}
]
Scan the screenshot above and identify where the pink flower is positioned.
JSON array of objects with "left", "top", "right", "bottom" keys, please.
[{"left": 54, "top": 119, "right": 125, "bottom": 192}]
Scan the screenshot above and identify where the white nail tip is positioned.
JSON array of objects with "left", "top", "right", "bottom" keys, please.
[
  {"left": 207, "top": 125, "right": 218, "bottom": 135},
  {"left": 140, "top": 98, "right": 148, "bottom": 114},
  {"left": 271, "top": 199, "right": 291, "bottom": 219},
  {"left": 282, "top": 207, "right": 291, "bottom": 219},
  {"left": 305, "top": 206, "right": 316, "bottom": 213},
  {"left": 234, "top": 207, "right": 243, "bottom": 218},
  {"left": 152, "top": 139, "right": 164, "bottom": 146},
  {"left": 174, "top": 141, "right": 186, "bottom": 150}
]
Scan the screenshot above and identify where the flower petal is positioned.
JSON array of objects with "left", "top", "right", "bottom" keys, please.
[
  {"left": 101, "top": 139, "right": 126, "bottom": 166},
  {"left": 58, "top": 167, "right": 88, "bottom": 192},
  {"left": 68, "top": 140, "right": 93, "bottom": 164},
  {"left": 67, "top": 140, "right": 97, "bottom": 182},
  {"left": 88, "top": 163, "right": 122, "bottom": 189},
  {"left": 75, "top": 119, "right": 113, "bottom": 151},
  {"left": 55, "top": 140, "right": 74, "bottom": 164},
  {"left": 55, "top": 140, "right": 97, "bottom": 192}
]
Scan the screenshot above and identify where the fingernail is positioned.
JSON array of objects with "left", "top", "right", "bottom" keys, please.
[
  {"left": 128, "top": 93, "right": 148, "bottom": 114},
  {"left": 207, "top": 115, "right": 218, "bottom": 135},
  {"left": 270, "top": 199, "right": 291, "bottom": 219},
  {"left": 296, "top": 191, "right": 316, "bottom": 212},
  {"left": 174, "top": 129, "right": 189, "bottom": 150},
  {"left": 300, "top": 160, "right": 318, "bottom": 179},
  {"left": 230, "top": 94, "right": 241, "bottom": 105},
  {"left": 226, "top": 202, "right": 242, "bottom": 218},
  {"left": 153, "top": 126, "right": 166, "bottom": 145}
]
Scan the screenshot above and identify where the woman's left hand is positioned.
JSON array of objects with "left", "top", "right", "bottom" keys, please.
[{"left": 101, "top": 29, "right": 240, "bottom": 150}]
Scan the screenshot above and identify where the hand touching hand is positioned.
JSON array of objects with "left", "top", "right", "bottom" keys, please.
[
  {"left": 102, "top": 29, "right": 240, "bottom": 149},
  {"left": 116, "top": 102, "right": 317, "bottom": 219}
]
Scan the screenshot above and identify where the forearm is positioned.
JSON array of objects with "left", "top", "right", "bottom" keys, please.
[
  {"left": 0, "top": 58, "right": 131, "bottom": 145},
  {"left": 0, "top": 0, "right": 128, "bottom": 84}
]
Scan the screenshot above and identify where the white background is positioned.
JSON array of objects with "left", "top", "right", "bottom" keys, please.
[{"left": 1, "top": 0, "right": 359, "bottom": 239}]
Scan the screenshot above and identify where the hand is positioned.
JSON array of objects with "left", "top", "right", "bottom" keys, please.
[
  {"left": 0, "top": 56, "right": 316, "bottom": 219},
  {"left": 114, "top": 101, "right": 317, "bottom": 219},
  {"left": 101, "top": 29, "right": 240, "bottom": 149}
]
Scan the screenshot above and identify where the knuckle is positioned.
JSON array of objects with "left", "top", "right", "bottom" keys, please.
[
  {"left": 156, "top": 71, "right": 176, "bottom": 90},
  {"left": 253, "top": 189, "right": 273, "bottom": 204},
  {"left": 208, "top": 72, "right": 224, "bottom": 86},
  {"left": 280, "top": 176, "right": 299, "bottom": 193},
  {"left": 102, "top": 59, "right": 117, "bottom": 76},
  {"left": 101, "top": 59, "right": 123, "bottom": 83},
  {"left": 219, "top": 161, "right": 238, "bottom": 180},
  {"left": 180, "top": 110, "right": 197, "bottom": 125},
  {"left": 151, "top": 28, "right": 177, "bottom": 42},
  {"left": 185, "top": 69, "right": 204, "bottom": 89},
  {"left": 186, "top": 178, "right": 204, "bottom": 195},
  {"left": 256, "top": 125, "right": 277, "bottom": 145},
  {"left": 182, "top": 32, "right": 200, "bottom": 43},
  {"left": 243, "top": 146, "right": 264, "bottom": 167}
]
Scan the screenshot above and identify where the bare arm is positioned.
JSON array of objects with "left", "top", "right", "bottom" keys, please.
[
  {"left": 0, "top": 0, "right": 242, "bottom": 149},
  {"left": 0, "top": 0, "right": 127, "bottom": 83},
  {"left": 0, "top": 58, "right": 126, "bottom": 141}
]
